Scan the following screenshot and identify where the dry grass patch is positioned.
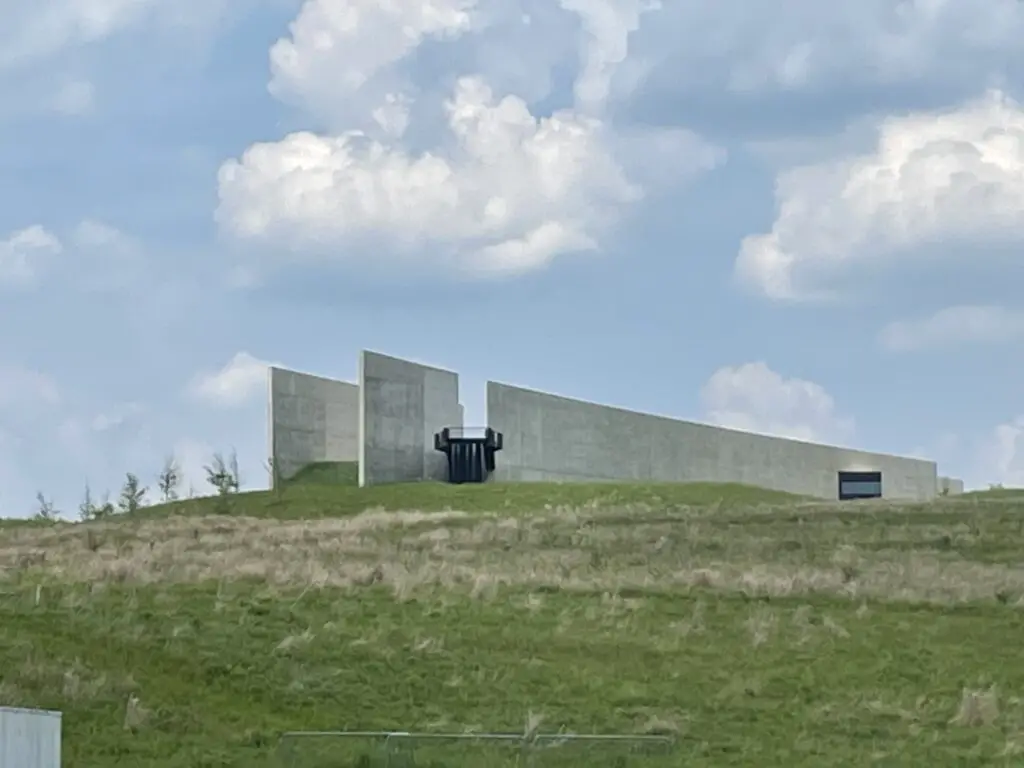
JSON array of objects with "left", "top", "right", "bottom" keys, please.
[
  {"left": 4, "top": 504, "right": 1024, "bottom": 607},
  {"left": 950, "top": 686, "right": 1001, "bottom": 727}
]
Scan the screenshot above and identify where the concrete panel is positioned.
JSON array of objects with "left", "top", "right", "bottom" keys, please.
[
  {"left": 268, "top": 367, "right": 359, "bottom": 482},
  {"left": 0, "top": 707, "right": 61, "bottom": 768},
  {"left": 487, "top": 383, "right": 939, "bottom": 500},
  {"left": 938, "top": 476, "right": 965, "bottom": 496},
  {"left": 359, "top": 351, "right": 462, "bottom": 486}
]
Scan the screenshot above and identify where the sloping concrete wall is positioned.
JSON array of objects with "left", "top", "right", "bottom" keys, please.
[
  {"left": 359, "top": 351, "right": 462, "bottom": 486},
  {"left": 487, "top": 382, "right": 938, "bottom": 500},
  {"left": 268, "top": 366, "right": 359, "bottom": 483}
]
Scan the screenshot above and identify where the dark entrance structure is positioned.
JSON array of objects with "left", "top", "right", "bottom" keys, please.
[
  {"left": 434, "top": 427, "right": 503, "bottom": 484},
  {"left": 838, "top": 470, "right": 882, "bottom": 501}
]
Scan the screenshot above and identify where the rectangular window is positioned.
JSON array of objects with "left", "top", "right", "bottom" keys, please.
[
  {"left": 838, "top": 471, "right": 882, "bottom": 501},
  {"left": 840, "top": 480, "right": 882, "bottom": 496}
]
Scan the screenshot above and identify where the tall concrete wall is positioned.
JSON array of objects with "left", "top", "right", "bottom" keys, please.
[
  {"left": 268, "top": 366, "right": 359, "bottom": 482},
  {"left": 359, "top": 351, "right": 462, "bottom": 486},
  {"left": 487, "top": 383, "right": 938, "bottom": 500}
]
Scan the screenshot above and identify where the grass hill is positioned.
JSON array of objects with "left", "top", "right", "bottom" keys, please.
[{"left": 3, "top": 481, "right": 1024, "bottom": 766}]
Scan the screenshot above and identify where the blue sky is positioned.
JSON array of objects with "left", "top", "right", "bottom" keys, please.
[{"left": 2, "top": 0, "right": 1024, "bottom": 516}]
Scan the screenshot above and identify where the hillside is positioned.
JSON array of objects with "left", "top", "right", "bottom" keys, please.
[{"left": 3, "top": 482, "right": 1024, "bottom": 766}]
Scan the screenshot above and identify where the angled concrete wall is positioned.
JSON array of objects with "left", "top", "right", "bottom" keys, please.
[
  {"left": 487, "top": 382, "right": 939, "bottom": 500},
  {"left": 268, "top": 366, "right": 359, "bottom": 482},
  {"left": 359, "top": 351, "right": 462, "bottom": 486}
]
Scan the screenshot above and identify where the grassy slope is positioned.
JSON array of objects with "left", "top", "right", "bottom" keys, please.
[
  {"left": 3, "top": 482, "right": 1024, "bottom": 766},
  {"left": 138, "top": 478, "right": 805, "bottom": 520}
]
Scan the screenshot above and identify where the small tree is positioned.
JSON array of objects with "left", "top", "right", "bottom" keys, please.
[
  {"left": 78, "top": 484, "right": 95, "bottom": 522},
  {"left": 78, "top": 485, "right": 113, "bottom": 521},
  {"left": 117, "top": 473, "right": 147, "bottom": 515},
  {"left": 33, "top": 492, "right": 59, "bottom": 522},
  {"left": 205, "top": 452, "right": 240, "bottom": 497},
  {"left": 229, "top": 451, "right": 241, "bottom": 492},
  {"left": 95, "top": 491, "right": 115, "bottom": 519},
  {"left": 157, "top": 455, "right": 181, "bottom": 502}
]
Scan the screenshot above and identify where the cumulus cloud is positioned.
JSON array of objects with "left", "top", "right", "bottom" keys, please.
[
  {"left": 0, "top": 225, "right": 62, "bottom": 287},
  {"left": 560, "top": 0, "right": 660, "bottom": 110},
  {"left": 188, "top": 352, "right": 273, "bottom": 408},
  {"left": 219, "top": 77, "right": 641, "bottom": 276},
  {"left": 267, "top": 0, "right": 476, "bottom": 121},
  {"left": 736, "top": 90, "right": 1024, "bottom": 300},
  {"left": 217, "top": 0, "right": 720, "bottom": 279},
  {"left": 880, "top": 305, "right": 1024, "bottom": 352},
  {"left": 0, "top": 220, "right": 145, "bottom": 291},
  {"left": 700, "top": 361, "right": 854, "bottom": 445}
]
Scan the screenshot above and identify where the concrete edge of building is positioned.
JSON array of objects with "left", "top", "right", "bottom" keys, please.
[
  {"left": 0, "top": 706, "right": 62, "bottom": 768},
  {"left": 486, "top": 380, "right": 939, "bottom": 501},
  {"left": 938, "top": 476, "right": 965, "bottom": 496},
  {"left": 268, "top": 365, "right": 359, "bottom": 485},
  {"left": 358, "top": 350, "right": 462, "bottom": 487},
  {"left": 264, "top": 351, "right": 955, "bottom": 500}
]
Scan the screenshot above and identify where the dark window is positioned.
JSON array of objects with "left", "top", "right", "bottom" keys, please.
[{"left": 838, "top": 470, "right": 882, "bottom": 501}]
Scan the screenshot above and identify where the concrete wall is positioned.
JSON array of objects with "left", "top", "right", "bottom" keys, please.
[
  {"left": 938, "top": 476, "right": 965, "bottom": 496},
  {"left": 359, "top": 351, "right": 462, "bottom": 486},
  {"left": 487, "top": 383, "right": 938, "bottom": 500},
  {"left": 268, "top": 366, "right": 359, "bottom": 482},
  {"left": 0, "top": 707, "right": 61, "bottom": 768}
]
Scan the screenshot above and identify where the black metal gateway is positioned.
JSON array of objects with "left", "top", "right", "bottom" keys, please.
[
  {"left": 434, "top": 427, "right": 503, "bottom": 484},
  {"left": 838, "top": 470, "right": 882, "bottom": 501}
]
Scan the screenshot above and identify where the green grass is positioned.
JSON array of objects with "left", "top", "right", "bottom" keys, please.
[
  {"left": 3, "top": 482, "right": 1024, "bottom": 766},
  {"left": 286, "top": 461, "right": 360, "bottom": 487},
  {"left": 960, "top": 487, "right": 1024, "bottom": 500}
]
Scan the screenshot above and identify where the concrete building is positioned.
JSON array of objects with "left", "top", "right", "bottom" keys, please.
[
  {"left": 0, "top": 707, "right": 61, "bottom": 768},
  {"left": 268, "top": 350, "right": 960, "bottom": 500},
  {"left": 268, "top": 366, "right": 359, "bottom": 482}
]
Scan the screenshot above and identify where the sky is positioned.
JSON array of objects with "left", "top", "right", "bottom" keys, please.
[{"left": 2, "top": 0, "right": 1024, "bottom": 517}]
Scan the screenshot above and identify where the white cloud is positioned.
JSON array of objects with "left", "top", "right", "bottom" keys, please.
[
  {"left": 219, "top": 77, "right": 640, "bottom": 275},
  {"left": 560, "top": 0, "right": 660, "bottom": 110},
  {"left": 0, "top": 0, "right": 153, "bottom": 67},
  {"left": 880, "top": 305, "right": 1024, "bottom": 352},
  {"left": 700, "top": 361, "right": 855, "bottom": 445},
  {"left": 188, "top": 352, "right": 273, "bottom": 408},
  {"left": 267, "top": 0, "right": 476, "bottom": 121},
  {"left": 0, "top": 220, "right": 145, "bottom": 291},
  {"left": 217, "top": 0, "right": 720, "bottom": 279},
  {"left": 0, "top": 225, "right": 62, "bottom": 287},
  {"left": 626, "top": 0, "right": 1024, "bottom": 96},
  {"left": 736, "top": 89, "right": 1024, "bottom": 300},
  {"left": 0, "top": 0, "right": 238, "bottom": 69}
]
